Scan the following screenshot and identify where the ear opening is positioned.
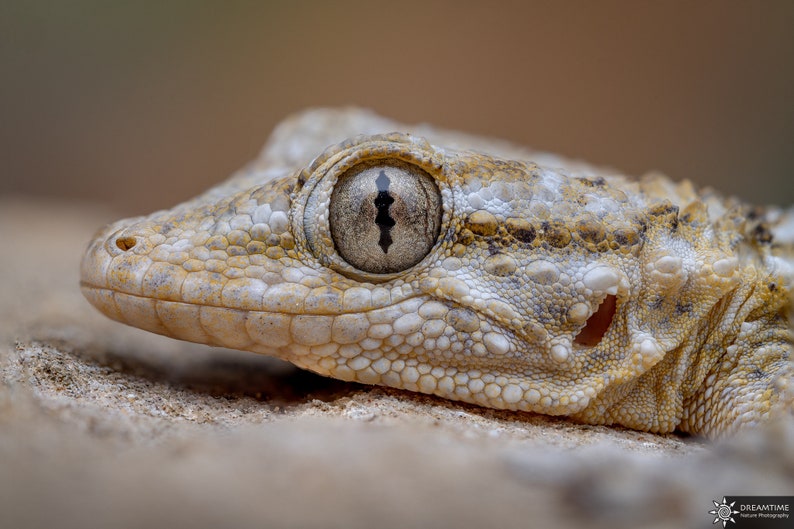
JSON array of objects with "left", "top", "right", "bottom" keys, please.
[{"left": 573, "top": 294, "right": 617, "bottom": 347}]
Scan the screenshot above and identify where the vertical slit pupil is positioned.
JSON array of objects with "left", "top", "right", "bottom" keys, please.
[{"left": 374, "top": 170, "right": 396, "bottom": 253}]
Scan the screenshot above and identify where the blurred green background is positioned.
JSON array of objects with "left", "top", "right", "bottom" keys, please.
[{"left": 1, "top": 0, "right": 792, "bottom": 216}]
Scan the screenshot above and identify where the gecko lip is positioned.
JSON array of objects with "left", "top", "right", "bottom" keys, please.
[{"left": 81, "top": 282, "right": 469, "bottom": 365}]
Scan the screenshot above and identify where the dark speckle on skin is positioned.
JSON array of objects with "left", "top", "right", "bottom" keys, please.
[
  {"left": 648, "top": 296, "right": 665, "bottom": 311},
  {"left": 753, "top": 224, "right": 774, "bottom": 245}
]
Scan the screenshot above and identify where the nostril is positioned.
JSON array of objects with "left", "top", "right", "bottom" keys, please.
[{"left": 116, "top": 236, "right": 137, "bottom": 251}]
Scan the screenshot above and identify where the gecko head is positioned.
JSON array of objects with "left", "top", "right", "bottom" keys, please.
[{"left": 81, "top": 132, "right": 696, "bottom": 418}]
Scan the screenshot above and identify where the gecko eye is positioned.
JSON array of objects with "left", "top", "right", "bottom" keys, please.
[{"left": 329, "top": 161, "right": 442, "bottom": 274}]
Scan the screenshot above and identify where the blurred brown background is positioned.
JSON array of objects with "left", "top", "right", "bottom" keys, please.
[{"left": 1, "top": 0, "right": 792, "bottom": 216}]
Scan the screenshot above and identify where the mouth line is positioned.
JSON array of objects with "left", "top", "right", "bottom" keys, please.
[
  {"left": 79, "top": 281, "right": 429, "bottom": 317},
  {"left": 79, "top": 283, "right": 539, "bottom": 345}
]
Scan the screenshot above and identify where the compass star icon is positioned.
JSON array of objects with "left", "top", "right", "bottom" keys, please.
[{"left": 709, "top": 497, "right": 739, "bottom": 527}]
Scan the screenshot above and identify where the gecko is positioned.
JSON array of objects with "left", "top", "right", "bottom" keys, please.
[{"left": 80, "top": 108, "right": 794, "bottom": 438}]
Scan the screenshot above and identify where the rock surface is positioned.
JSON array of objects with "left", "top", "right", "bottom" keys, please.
[{"left": 1, "top": 133, "right": 793, "bottom": 528}]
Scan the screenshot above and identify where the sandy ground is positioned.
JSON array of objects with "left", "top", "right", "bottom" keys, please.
[{"left": 1, "top": 196, "right": 792, "bottom": 529}]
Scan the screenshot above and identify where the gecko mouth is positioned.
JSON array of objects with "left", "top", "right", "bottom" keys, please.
[{"left": 80, "top": 281, "right": 427, "bottom": 318}]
